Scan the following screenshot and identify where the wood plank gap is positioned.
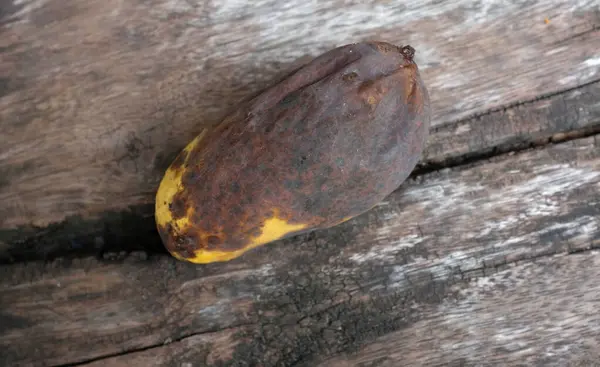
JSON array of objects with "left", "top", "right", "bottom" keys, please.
[
  {"left": 415, "top": 120, "right": 600, "bottom": 176},
  {"left": 429, "top": 77, "right": 600, "bottom": 135}
]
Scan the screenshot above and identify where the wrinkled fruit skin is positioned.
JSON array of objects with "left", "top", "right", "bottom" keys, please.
[{"left": 155, "top": 41, "right": 431, "bottom": 263}]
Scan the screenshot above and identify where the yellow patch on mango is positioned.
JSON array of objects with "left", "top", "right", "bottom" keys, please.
[
  {"left": 183, "top": 211, "right": 308, "bottom": 264},
  {"left": 156, "top": 127, "right": 308, "bottom": 264},
  {"left": 155, "top": 129, "right": 207, "bottom": 229},
  {"left": 250, "top": 214, "right": 307, "bottom": 246}
]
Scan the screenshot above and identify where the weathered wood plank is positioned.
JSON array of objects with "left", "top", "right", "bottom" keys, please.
[
  {"left": 421, "top": 79, "right": 600, "bottom": 169},
  {"left": 317, "top": 253, "right": 600, "bottom": 367},
  {"left": 80, "top": 252, "right": 600, "bottom": 367},
  {"left": 1, "top": 0, "right": 599, "bottom": 235},
  {"left": 2, "top": 78, "right": 599, "bottom": 263},
  {"left": 82, "top": 326, "right": 252, "bottom": 367},
  {"left": 1, "top": 135, "right": 599, "bottom": 366}
]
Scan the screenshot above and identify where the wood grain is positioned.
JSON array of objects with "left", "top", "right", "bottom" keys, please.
[
  {"left": 421, "top": 79, "right": 600, "bottom": 169},
  {"left": 82, "top": 252, "right": 600, "bottom": 367},
  {"left": 1, "top": 0, "right": 600, "bottom": 233},
  {"left": 318, "top": 251, "right": 600, "bottom": 367},
  {"left": 1, "top": 134, "right": 599, "bottom": 366}
]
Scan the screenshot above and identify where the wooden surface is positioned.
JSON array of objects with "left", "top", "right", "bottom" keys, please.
[
  {"left": 1, "top": 0, "right": 600, "bottom": 242},
  {"left": 2, "top": 0, "right": 600, "bottom": 366},
  {"left": 84, "top": 252, "right": 600, "bottom": 367}
]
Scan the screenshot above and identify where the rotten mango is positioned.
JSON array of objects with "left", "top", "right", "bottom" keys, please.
[{"left": 155, "top": 41, "right": 431, "bottom": 263}]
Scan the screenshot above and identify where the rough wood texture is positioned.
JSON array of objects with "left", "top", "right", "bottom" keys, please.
[
  {"left": 422, "top": 79, "right": 600, "bottom": 168},
  {"left": 83, "top": 252, "right": 600, "bottom": 367},
  {"left": 1, "top": 0, "right": 600, "bottom": 235},
  {"left": 2, "top": 135, "right": 599, "bottom": 366},
  {"left": 317, "top": 252, "right": 600, "bottom": 367}
]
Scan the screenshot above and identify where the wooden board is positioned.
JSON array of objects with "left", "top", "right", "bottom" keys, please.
[
  {"left": 2, "top": 134, "right": 599, "bottom": 366},
  {"left": 316, "top": 251, "right": 600, "bottom": 367},
  {"left": 82, "top": 251, "right": 600, "bottom": 367},
  {"left": 1, "top": 0, "right": 600, "bottom": 245}
]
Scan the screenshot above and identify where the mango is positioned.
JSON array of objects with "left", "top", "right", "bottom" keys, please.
[{"left": 155, "top": 41, "right": 431, "bottom": 263}]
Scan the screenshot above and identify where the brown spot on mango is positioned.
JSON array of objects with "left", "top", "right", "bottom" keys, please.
[{"left": 155, "top": 41, "right": 431, "bottom": 264}]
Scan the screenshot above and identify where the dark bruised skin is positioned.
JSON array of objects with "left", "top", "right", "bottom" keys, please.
[{"left": 155, "top": 41, "right": 431, "bottom": 263}]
